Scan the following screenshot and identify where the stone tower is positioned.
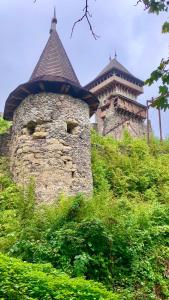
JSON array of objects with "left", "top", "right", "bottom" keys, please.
[
  {"left": 85, "top": 55, "right": 147, "bottom": 139},
  {"left": 3, "top": 11, "right": 99, "bottom": 203}
]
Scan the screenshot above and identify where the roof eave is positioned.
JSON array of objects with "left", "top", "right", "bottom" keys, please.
[
  {"left": 85, "top": 68, "right": 144, "bottom": 90},
  {"left": 4, "top": 77, "right": 99, "bottom": 121},
  {"left": 89, "top": 75, "right": 143, "bottom": 96}
]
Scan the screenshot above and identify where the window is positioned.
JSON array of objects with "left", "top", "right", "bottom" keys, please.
[
  {"left": 66, "top": 121, "right": 78, "bottom": 135},
  {"left": 26, "top": 121, "right": 37, "bottom": 135}
]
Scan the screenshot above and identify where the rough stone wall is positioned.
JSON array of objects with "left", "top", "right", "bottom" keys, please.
[
  {"left": 0, "top": 130, "right": 12, "bottom": 156},
  {"left": 10, "top": 93, "right": 93, "bottom": 203},
  {"left": 96, "top": 103, "right": 146, "bottom": 139}
]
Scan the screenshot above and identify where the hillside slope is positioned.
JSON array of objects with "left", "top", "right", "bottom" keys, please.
[{"left": 0, "top": 120, "right": 169, "bottom": 299}]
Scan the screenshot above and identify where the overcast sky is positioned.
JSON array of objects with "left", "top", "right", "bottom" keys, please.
[{"left": 0, "top": 0, "right": 168, "bottom": 137}]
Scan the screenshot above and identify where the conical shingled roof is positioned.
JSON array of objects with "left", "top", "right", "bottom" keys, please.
[
  {"left": 4, "top": 11, "right": 99, "bottom": 120},
  {"left": 30, "top": 12, "right": 80, "bottom": 86}
]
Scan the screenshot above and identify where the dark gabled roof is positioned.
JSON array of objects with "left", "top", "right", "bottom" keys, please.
[
  {"left": 96, "top": 58, "right": 132, "bottom": 79},
  {"left": 30, "top": 11, "right": 80, "bottom": 86},
  {"left": 85, "top": 57, "right": 144, "bottom": 90},
  {"left": 4, "top": 11, "right": 99, "bottom": 120}
]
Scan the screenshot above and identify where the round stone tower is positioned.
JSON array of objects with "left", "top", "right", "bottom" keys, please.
[{"left": 4, "top": 11, "right": 99, "bottom": 203}]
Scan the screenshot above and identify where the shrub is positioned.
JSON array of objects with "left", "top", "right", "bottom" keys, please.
[
  {"left": 0, "top": 117, "right": 11, "bottom": 134},
  {"left": 0, "top": 253, "right": 119, "bottom": 300}
]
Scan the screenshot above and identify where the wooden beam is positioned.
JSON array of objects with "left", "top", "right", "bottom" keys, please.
[
  {"left": 10, "top": 96, "right": 22, "bottom": 100},
  {"left": 20, "top": 86, "right": 30, "bottom": 94}
]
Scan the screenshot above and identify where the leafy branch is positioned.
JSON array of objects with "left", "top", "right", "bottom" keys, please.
[
  {"left": 136, "top": 0, "right": 169, "bottom": 13},
  {"left": 137, "top": 1, "right": 169, "bottom": 110},
  {"left": 146, "top": 58, "right": 169, "bottom": 110}
]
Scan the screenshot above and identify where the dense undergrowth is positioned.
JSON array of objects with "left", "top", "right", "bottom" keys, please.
[{"left": 0, "top": 118, "right": 169, "bottom": 299}]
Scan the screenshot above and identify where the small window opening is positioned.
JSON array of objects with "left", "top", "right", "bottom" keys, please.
[
  {"left": 66, "top": 121, "right": 78, "bottom": 135},
  {"left": 72, "top": 171, "right": 75, "bottom": 178},
  {"left": 27, "top": 121, "right": 37, "bottom": 135}
]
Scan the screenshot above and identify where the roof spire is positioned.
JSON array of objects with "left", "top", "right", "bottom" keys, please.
[
  {"left": 54, "top": 7, "right": 56, "bottom": 19},
  {"left": 114, "top": 50, "right": 117, "bottom": 59},
  {"left": 50, "top": 7, "right": 57, "bottom": 34},
  {"left": 30, "top": 7, "right": 80, "bottom": 85},
  {"left": 109, "top": 54, "right": 112, "bottom": 62}
]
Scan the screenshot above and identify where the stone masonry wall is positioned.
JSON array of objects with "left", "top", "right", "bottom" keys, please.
[
  {"left": 96, "top": 103, "right": 146, "bottom": 139},
  {"left": 0, "top": 130, "right": 12, "bottom": 156},
  {"left": 10, "top": 93, "right": 93, "bottom": 203}
]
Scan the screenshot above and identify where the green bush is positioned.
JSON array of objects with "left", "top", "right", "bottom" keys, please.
[
  {"left": 0, "top": 253, "right": 119, "bottom": 300},
  {"left": 0, "top": 117, "right": 11, "bottom": 134}
]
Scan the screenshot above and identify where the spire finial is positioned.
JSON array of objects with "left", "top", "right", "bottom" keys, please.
[
  {"left": 50, "top": 7, "right": 57, "bottom": 34},
  {"left": 54, "top": 7, "right": 56, "bottom": 19},
  {"left": 109, "top": 54, "right": 112, "bottom": 62},
  {"left": 114, "top": 51, "right": 117, "bottom": 59}
]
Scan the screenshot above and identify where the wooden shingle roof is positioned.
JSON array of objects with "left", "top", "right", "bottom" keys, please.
[
  {"left": 85, "top": 57, "right": 144, "bottom": 90},
  {"left": 4, "top": 11, "right": 99, "bottom": 120},
  {"left": 30, "top": 12, "right": 80, "bottom": 86},
  {"left": 96, "top": 58, "right": 132, "bottom": 79}
]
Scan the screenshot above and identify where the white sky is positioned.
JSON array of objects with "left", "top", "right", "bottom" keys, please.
[{"left": 0, "top": 0, "right": 168, "bottom": 137}]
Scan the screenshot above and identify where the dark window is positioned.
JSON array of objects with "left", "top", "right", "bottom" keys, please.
[
  {"left": 26, "top": 121, "right": 37, "bottom": 135},
  {"left": 66, "top": 121, "right": 78, "bottom": 135}
]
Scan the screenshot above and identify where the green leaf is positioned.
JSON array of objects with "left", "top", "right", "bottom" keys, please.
[
  {"left": 162, "top": 21, "right": 169, "bottom": 33},
  {"left": 159, "top": 85, "right": 168, "bottom": 95}
]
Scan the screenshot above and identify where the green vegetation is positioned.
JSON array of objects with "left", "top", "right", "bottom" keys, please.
[
  {"left": 139, "top": 0, "right": 169, "bottom": 109},
  {"left": 0, "top": 117, "right": 11, "bottom": 134},
  {"left": 0, "top": 129, "right": 169, "bottom": 299},
  {"left": 0, "top": 253, "right": 118, "bottom": 299}
]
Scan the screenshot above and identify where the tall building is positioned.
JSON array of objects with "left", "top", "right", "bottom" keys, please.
[
  {"left": 3, "top": 11, "right": 99, "bottom": 202},
  {"left": 85, "top": 54, "right": 147, "bottom": 139}
]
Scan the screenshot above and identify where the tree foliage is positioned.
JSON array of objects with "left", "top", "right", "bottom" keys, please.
[
  {"left": 139, "top": 0, "right": 169, "bottom": 13},
  {"left": 137, "top": 1, "right": 169, "bottom": 109}
]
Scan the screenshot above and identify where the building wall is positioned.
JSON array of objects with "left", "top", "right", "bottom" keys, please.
[
  {"left": 10, "top": 93, "right": 93, "bottom": 203},
  {"left": 98, "top": 86, "right": 137, "bottom": 105},
  {"left": 96, "top": 102, "right": 146, "bottom": 139}
]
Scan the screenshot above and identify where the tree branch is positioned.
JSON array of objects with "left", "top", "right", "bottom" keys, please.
[{"left": 71, "top": 0, "right": 99, "bottom": 39}]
